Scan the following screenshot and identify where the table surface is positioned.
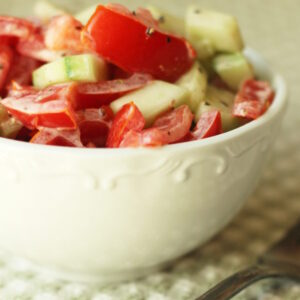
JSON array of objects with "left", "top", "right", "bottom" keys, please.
[{"left": 0, "top": 0, "right": 299, "bottom": 299}]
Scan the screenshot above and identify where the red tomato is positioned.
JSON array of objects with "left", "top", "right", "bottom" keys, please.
[
  {"left": 83, "top": 4, "right": 196, "bottom": 82},
  {"left": 0, "top": 36, "right": 18, "bottom": 47},
  {"left": 0, "top": 44, "right": 13, "bottom": 91},
  {"left": 76, "top": 107, "right": 113, "bottom": 147},
  {"left": 5, "top": 53, "right": 41, "bottom": 88},
  {"left": 31, "top": 128, "right": 83, "bottom": 147},
  {"left": 17, "top": 30, "right": 63, "bottom": 62},
  {"left": 44, "top": 15, "right": 87, "bottom": 52},
  {"left": 109, "top": 64, "right": 132, "bottom": 80},
  {"left": 7, "top": 81, "right": 37, "bottom": 97},
  {"left": 175, "top": 132, "right": 195, "bottom": 143},
  {"left": 106, "top": 102, "right": 145, "bottom": 148},
  {"left": 192, "top": 110, "right": 222, "bottom": 139},
  {"left": 120, "top": 128, "right": 164, "bottom": 148},
  {"left": 0, "top": 16, "right": 34, "bottom": 39},
  {"left": 120, "top": 105, "right": 194, "bottom": 148},
  {"left": 74, "top": 73, "right": 152, "bottom": 109},
  {"left": 152, "top": 105, "right": 194, "bottom": 144},
  {"left": 233, "top": 79, "right": 275, "bottom": 120},
  {"left": 1, "top": 84, "right": 77, "bottom": 129}
]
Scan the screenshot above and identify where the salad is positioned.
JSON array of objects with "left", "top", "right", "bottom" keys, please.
[{"left": 0, "top": 1, "right": 275, "bottom": 148}]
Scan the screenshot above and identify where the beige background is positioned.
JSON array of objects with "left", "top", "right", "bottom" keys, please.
[{"left": 0, "top": 1, "right": 299, "bottom": 299}]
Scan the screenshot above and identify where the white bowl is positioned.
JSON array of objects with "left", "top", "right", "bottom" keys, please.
[{"left": 0, "top": 48, "right": 287, "bottom": 283}]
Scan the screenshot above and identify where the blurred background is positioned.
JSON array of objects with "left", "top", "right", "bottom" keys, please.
[{"left": 0, "top": 1, "right": 299, "bottom": 299}]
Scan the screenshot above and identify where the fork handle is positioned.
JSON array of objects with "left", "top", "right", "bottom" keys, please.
[{"left": 195, "top": 263, "right": 300, "bottom": 300}]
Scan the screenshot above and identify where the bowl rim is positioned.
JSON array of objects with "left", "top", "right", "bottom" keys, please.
[{"left": 0, "top": 48, "right": 288, "bottom": 157}]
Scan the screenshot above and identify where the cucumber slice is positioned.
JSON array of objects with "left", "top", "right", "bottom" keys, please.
[
  {"left": 201, "top": 58, "right": 216, "bottom": 80},
  {"left": 176, "top": 63, "right": 207, "bottom": 113},
  {"left": 110, "top": 81, "right": 189, "bottom": 126},
  {"left": 146, "top": 6, "right": 215, "bottom": 60},
  {"left": 147, "top": 5, "right": 186, "bottom": 37},
  {"left": 0, "top": 103, "right": 8, "bottom": 122},
  {"left": 186, "top": 6, "right": 244, "bottom": 53},
  {"left": 196, "top": 85, "right": 241, "bottom": 132},
  {"left": 192, "top": 38, "right": 216, "bottom": 61},
  {"left": 33, "top": 54, "right": 108, "bottom": 89},
  {"left": 34, "top": 0, "right": 67, "bottom": 23},
  {"left": 0, "top": 117, "right": 22, "bottom": 139},
  {"left": 64, "top": 55, "right": 107, "bottom": 82},
  {"left": 33, "top": 58, "right": 66, "bottom": 89},
  {"left": 213, "top": 53, "right": 254, "bottom": 91},
  {"left": 75, "top": 5, "right": 98, "bottom": 25}
]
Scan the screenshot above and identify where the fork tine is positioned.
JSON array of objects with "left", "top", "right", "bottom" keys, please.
[{"left": 195, "top": 265, "right": 284, "bottom": 300}]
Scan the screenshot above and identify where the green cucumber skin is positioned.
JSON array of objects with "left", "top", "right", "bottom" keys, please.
[
  {"left": 64, "top": 56, "right": 74, "bottom": 80},
  {"left": 33, "top": 54, "right": 107, "bottom": 89}
]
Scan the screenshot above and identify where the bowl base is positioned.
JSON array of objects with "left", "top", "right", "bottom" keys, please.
[{"left": 3, "top": 251, "right": 170, "bottom": 285}]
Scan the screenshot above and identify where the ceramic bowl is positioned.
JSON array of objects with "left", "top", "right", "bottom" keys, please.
[
  {"left": 0, "top": 26, "right": 287, "bottom": 283},
  {"left": 0, "top": 47, "right": 287, "bottom": 283}
]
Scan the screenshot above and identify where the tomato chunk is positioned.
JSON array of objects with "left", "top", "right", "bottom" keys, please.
[
  {"left": 76, "top": 107, "right": 113, "bottom": 147},
  {"left": 0, "top": 16, "right": 34, "bottom": 39},
  {"left": 44, "top": 15, "right": 86, "bottom": 53},
  {"left": 153, "top": 105, "right": 194, "bottom": 144},
  {"left": 110, "top": 64, "right": 132, "bottom": 80},
  {"left": 233, "top": 79, "right": 275, "bottom": 120},
  {"left": 0, "top": 36, "right": 18, "bottom": 47},
  {"left": 31, "top": 128, "right": 83, "bottom": 147},
  {"left": 0, "top": 44, "right": 13, "bottom": 91},
  {"left": 74, "top": 73, "right": 152, "bottom": 109},
  {"left": 7, "top": 81, "right": 37, "bottom": 97},
  {"left": 120, "top": 128, "right": 164, "bottom": 148},
  {"left": 193, "top": 110, "right": 222, "bottom": 139},
  {"left": 5, "top": 53, "right": 41, "bottom": 88},
  {"left": 106, "top": 102, "right": 145, "bottom": 148},
  {"left": 119, "top": 105, "right": 193, "bottom": 148},
  {"left": 17, "top": 30, "right": 64, "bottom": 62},
  {"left": 1, "top": 84, "right": 77, "bottom": 129},
  {"left": 83, "top": 4, "right": 196, "bottom": 82}
]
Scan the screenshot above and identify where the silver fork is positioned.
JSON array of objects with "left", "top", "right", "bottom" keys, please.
[{"left": 195, "top": 219, "right": 300, "bottom": 300}]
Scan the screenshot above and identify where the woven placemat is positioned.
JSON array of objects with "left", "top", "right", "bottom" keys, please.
[{"left": 0, "top": 0, "right": 299, "bottom": 299}]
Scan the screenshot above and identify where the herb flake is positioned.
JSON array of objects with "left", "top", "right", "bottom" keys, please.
[{"left": 158, "top": 15, "right": 165, "bottom": 23}]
